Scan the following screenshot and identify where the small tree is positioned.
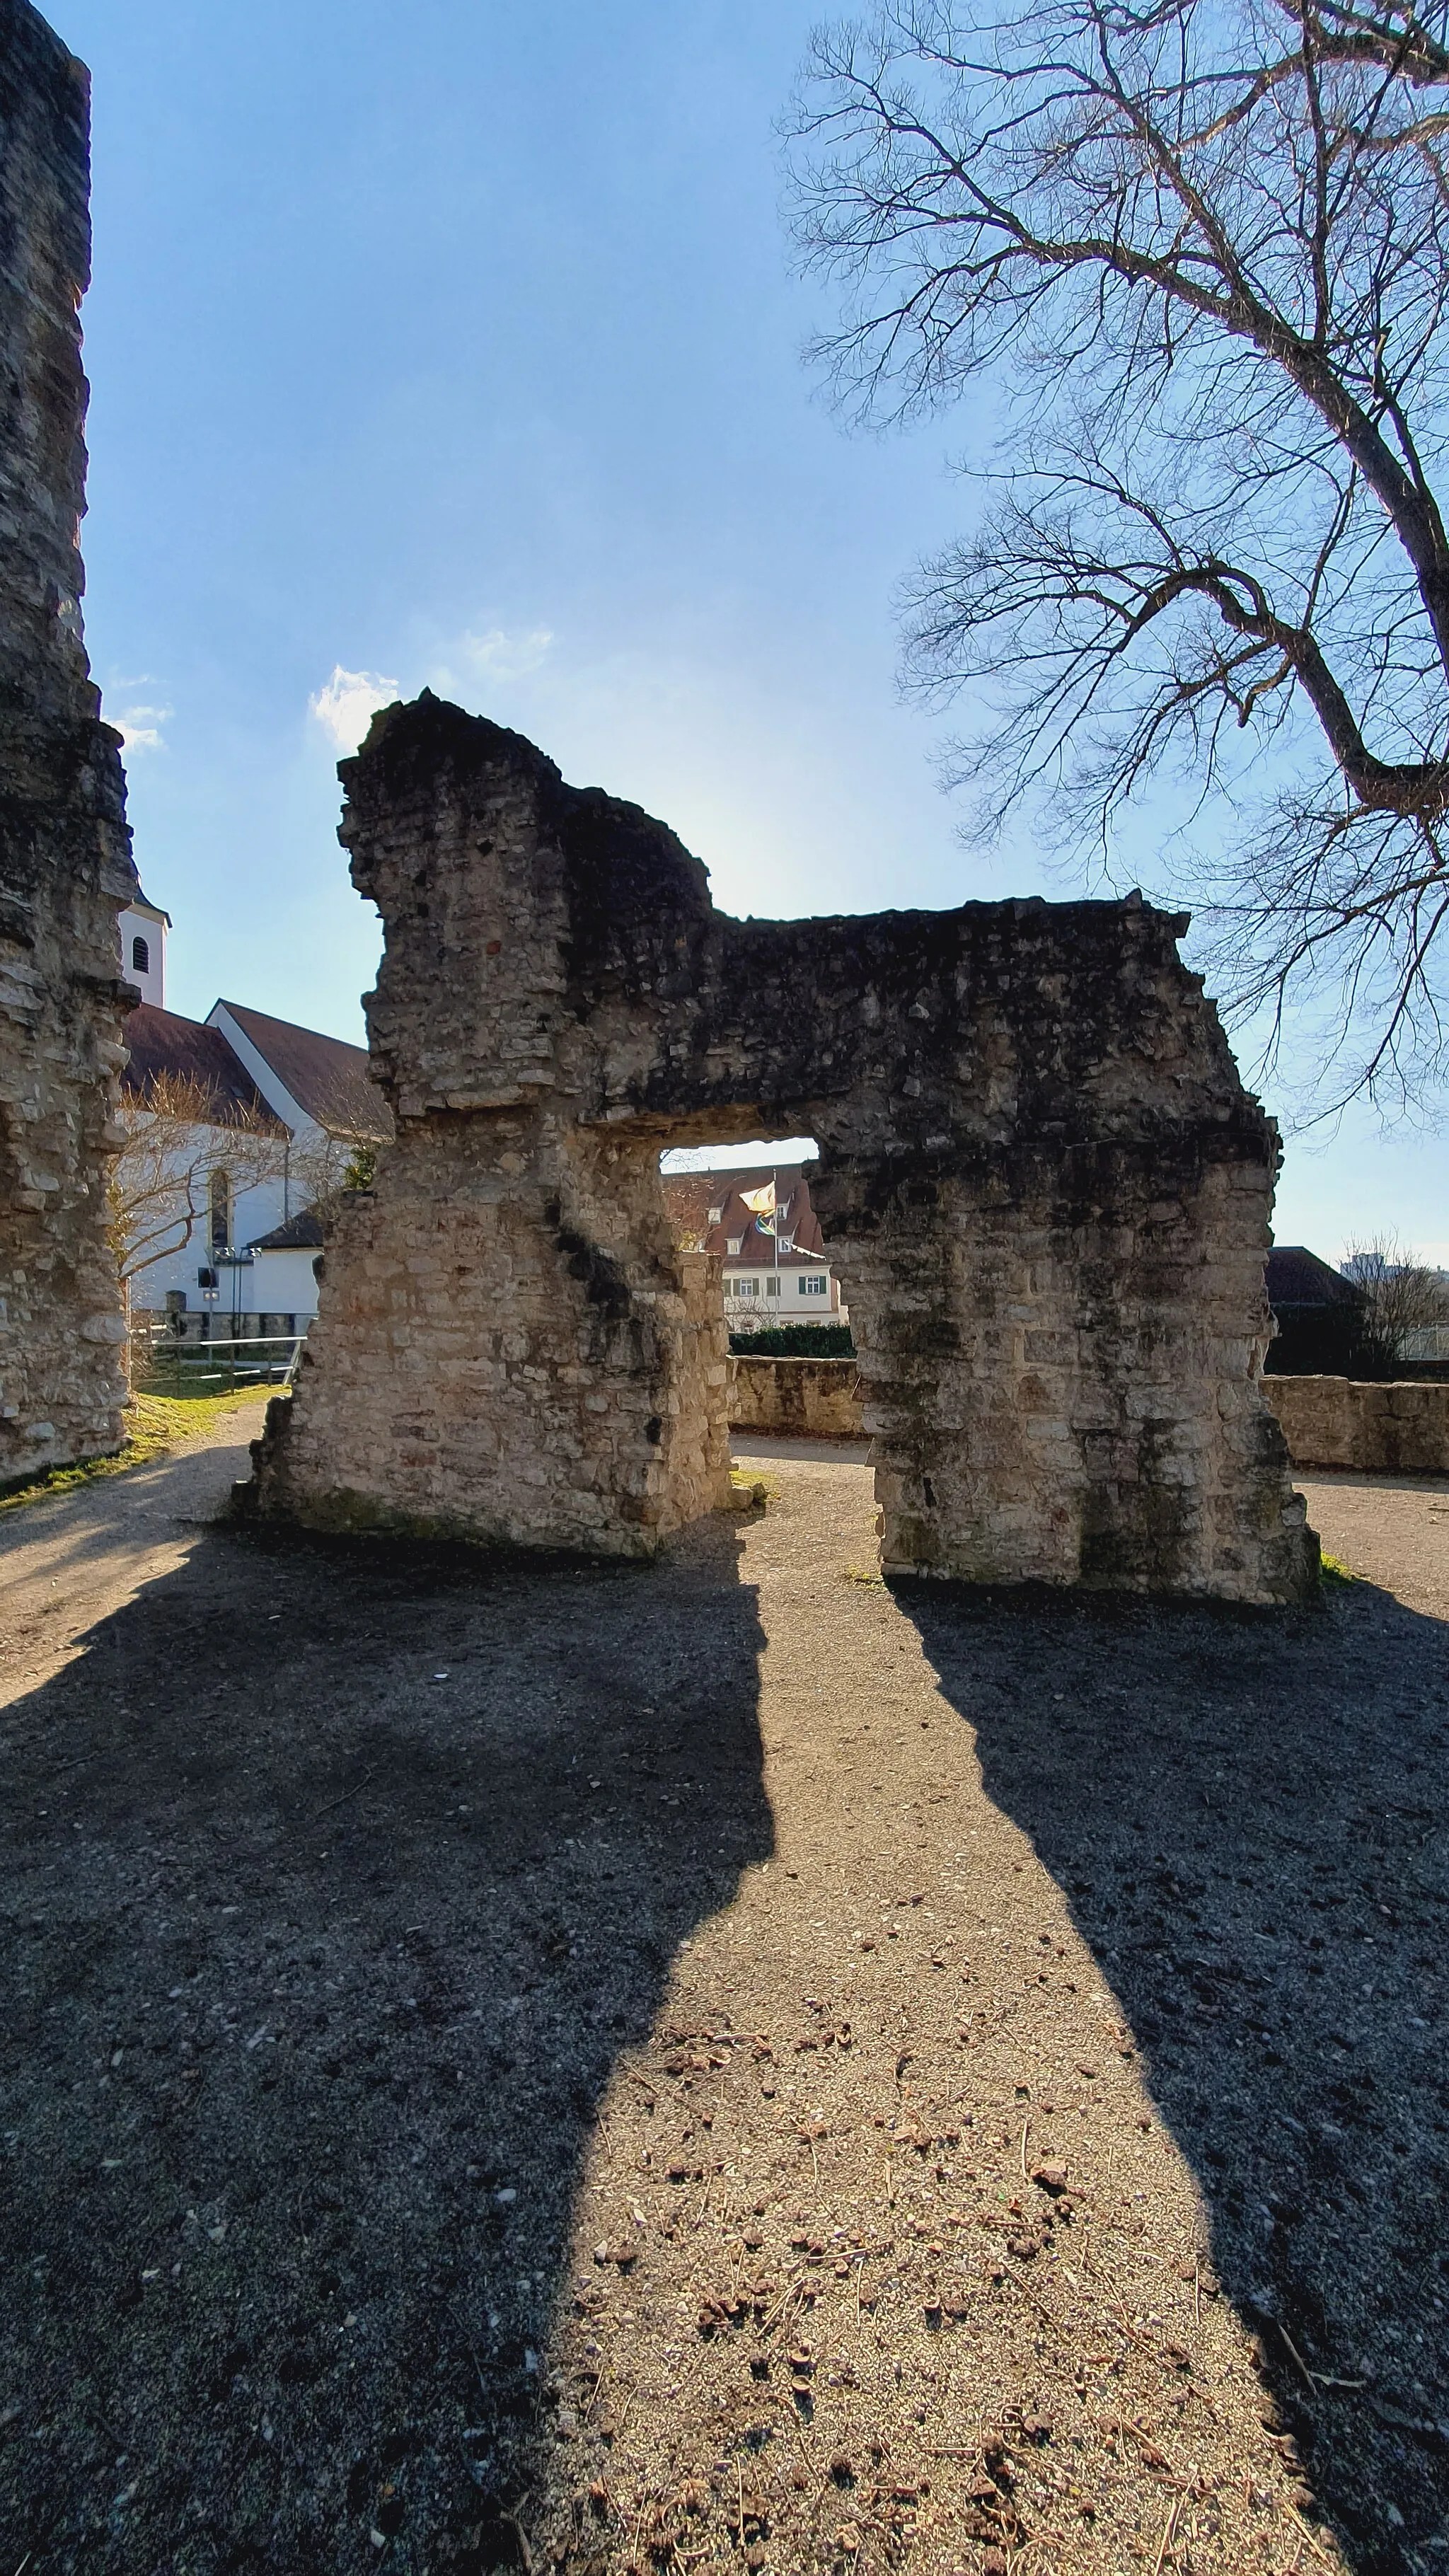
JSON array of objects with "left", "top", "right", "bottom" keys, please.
[
  {"left": 1342, "top": 1231, "right": 1449, "bottom": 1365},
  {"left": 108, "top": 1073, "right": 290, "bottom": 1304}
]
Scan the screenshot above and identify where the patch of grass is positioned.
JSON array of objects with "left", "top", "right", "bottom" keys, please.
[
  {"left": 0, "top": 1385, "right": 272, "bottom": 1515},
  {"left": 844, "top": 1563, "right": 886, "bottom": 1588},
  {"left": 1320, "top": 1552, "right": 1358, "bottom": 1586},
  {"left": 134, "top": 1362, "right": 293, "bottom": 1400}
]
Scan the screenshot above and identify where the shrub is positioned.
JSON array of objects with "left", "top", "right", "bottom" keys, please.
[{"left": 728, "top": 1323, "right": 856, "bottom": 1358}]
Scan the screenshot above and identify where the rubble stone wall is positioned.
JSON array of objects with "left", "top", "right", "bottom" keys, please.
[
  {"left": 729, "top": 1356, "right": 865, "bottom": 1442},
  {"left": 1264, "top": 1374, "right": 1449, "bottom": 1474},
  {"left": 0, "top": 1, "right": 135, "bottom": 1475},
  {"left": 250, "top": 697, "right": 1317, "bottom": 1601}
]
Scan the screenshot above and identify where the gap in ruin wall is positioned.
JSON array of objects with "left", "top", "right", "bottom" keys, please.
[
  {"left": 250, "top": 700, "right": 1316, "bottom": 1602},
  {"left": 0, "top": 0, "right": 136, "bottom": 1472}
]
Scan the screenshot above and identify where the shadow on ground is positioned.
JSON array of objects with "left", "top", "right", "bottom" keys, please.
[
  {"left": 0, "top": 1517, "right": 770, "bottom": 2575},
  {"left": 903, "top": 1576, "right": 1449, "bottom": 2575}
]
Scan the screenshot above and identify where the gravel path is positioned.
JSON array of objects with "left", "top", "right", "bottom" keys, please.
[
  {"left": 1293, "top": 1471, "right": 1449, "bottom": 1622},
  {"left": 0, "top": 1394, "right": 271, "bottom": 1675},
  {"left": 0, "top": 1436, "right": 1443, "bottom": 2576}
]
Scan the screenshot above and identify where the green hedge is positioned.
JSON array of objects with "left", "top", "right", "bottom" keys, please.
[{"left": 728, "top": 1323, "right": 857, "bottom": 1358}]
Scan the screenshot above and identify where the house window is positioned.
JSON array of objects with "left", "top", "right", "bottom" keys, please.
[
  {"left": 131, "top": 934, "right": 149, "bottom": 974},
  {"left": 726, "top": 1236, "right": 743, "bottom": 1256},
  {"left": 708, "top": 1206, "right": 723, "bottom": 1224},
  {"left": 730, "top": 1275, "right": 758, "bottom": 1298},
  {"left": 209, "top": 1168, "right": 231, "bottom": 1253},
  {"left": 766, "top": 1275, "right": 780, "bottom": 1296},
  {"left": 800, "top": 1272, "right": 827, "bottom": 1296},
  {"left": 197, "top": 1267, "right": 218, "bottom": 1290}
]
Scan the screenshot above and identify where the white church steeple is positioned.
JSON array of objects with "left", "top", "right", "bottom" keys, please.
[{"left": 118, "top": 889, "right": 170, "bottom": 1008}]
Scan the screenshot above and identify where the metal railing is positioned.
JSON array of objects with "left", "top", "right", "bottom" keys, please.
[{"left": 139, "top": 1329, "right": 306, "bottom": 1396}]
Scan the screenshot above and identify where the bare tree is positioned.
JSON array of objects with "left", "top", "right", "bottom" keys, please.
[
  {"left": 1343, "top": 1228, "right": 1449, "bottom": 1357},
  {"left": 284, "top": 1126, "right": 376, "bottom": 1224},
  {"left": 108, "top": 1073, "right": 289, "bottom": 1299},
  {"left": 788, "top": 0, "right": 1449, "bottom": 1104}
]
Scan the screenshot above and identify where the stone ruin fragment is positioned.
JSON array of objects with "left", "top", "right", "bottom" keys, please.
[
  {"left": 249, "top": 695, "right": 1318, "bottom": 1602},
  {"left": 0, "top": 0, "right": 137, "bottom": 1477}
]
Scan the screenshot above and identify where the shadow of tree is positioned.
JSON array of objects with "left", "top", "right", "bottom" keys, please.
[
  {"left": 0, "top": 1515, "right": 770, "bottom": 2575},
  {"left": 898, "top": 1576, "right": 1449, "bottom": 2575}
]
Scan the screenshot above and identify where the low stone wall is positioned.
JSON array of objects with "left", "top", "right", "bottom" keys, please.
[
  {"left": 734, "top": 1362, "right": 1449, "bottom": 1476},
  {"left": 729, "top": 1356, "right": 866, "bottom": 1441},
  {"left": 1264, "top": 1375, "right": 1449, "bottom": 1473}
]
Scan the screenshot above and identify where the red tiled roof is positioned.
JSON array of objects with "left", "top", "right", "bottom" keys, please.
[
  {"left": 662, "top": 1164, "right": 827, "bottom": 1265},
  {"left": 215, "top": 1000, "right": 393, "bottom": 1142},
  {"left": 122, "top": 1005, "right": 286, "bottom": 1131}
]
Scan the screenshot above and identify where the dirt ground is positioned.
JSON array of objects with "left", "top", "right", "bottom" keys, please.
[{"left": 0, "top": 1406, "right": 1445, "bottom": 2576}]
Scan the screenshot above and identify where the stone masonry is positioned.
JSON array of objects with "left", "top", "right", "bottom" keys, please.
[
  {"left": 251, "top": 696, "right": 1318, "bottom": 1602},
  {"left": 0, "top": 0, "right": 135, "bottom": 1474},
  {"left": 729, "top": 1354, "right": 865, "bottom": 1443},
  {"left": 1264, "top": 1373, "right": 1449, "bottom": 1474}
]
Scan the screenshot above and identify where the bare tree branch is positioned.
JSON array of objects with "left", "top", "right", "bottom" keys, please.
[
  {"left": 1344, "top": 1227, "right": 1449, "bottom": 1361},
  {"left": 788, "top": 0, "right": 1449, "bottom": 1101},
  {"left": 108, "top": 1073, "right": 289, "bottom": 1291}
]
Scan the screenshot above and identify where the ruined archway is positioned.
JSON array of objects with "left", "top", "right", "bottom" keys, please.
[{"left": 249, "top": 695, "right": 1317, "bottom": 1603}]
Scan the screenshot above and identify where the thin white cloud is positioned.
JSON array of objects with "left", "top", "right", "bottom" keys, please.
[
  {"left": 459, "top": 624, "right": 553, "bottom": 681},
  {"left": 107, "top": 681, "right": 172, "bottom": 754},
  {"left": 309, "top": 665, "right": 400, "bottom": 751},
  {"left": 427, "top": 625, "right": 555, "bottom": 698}
]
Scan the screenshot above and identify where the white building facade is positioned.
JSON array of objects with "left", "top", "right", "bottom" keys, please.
[{"left": 117, "top": 893, "right": 390, "bottom": 1335}]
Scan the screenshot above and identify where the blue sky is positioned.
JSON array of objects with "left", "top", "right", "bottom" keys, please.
[{"left": 59, "top": 0, "right": 1448, "bottom": 1260}]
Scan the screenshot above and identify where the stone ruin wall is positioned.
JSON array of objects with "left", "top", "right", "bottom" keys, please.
[
  {"left": 0, "top": 0, "right": 135, "bottom": 1474},
  {"left": 1264, "top": 1372, "right": 1449, "bottom": 1474},
  {"left": 729, "top": 1354, "right": 865, "bottom": 1443},
  {"left": 252, "top": 697, "right": 1318, "bottom": 1604}
]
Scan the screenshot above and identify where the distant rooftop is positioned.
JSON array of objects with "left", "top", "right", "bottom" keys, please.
[
  {"left": 250, "top": 1208, "right": 327, "bottom": 1252},
  {"left": 662, "top": 1163, "right": 827, "bottom": 1265},
  {"left": 122, "top": 1004, "right": 285, "bottom": 1131},
  {"left": 1266, "top": 1245, "right": 1363, "bottom": 1310},
  {"left": 216, "top": 1000, "right": 392, "bottom": 1142}
]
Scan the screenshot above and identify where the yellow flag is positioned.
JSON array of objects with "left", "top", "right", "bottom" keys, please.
[{"left": 739, "top": 1183, "right": 775, "bottom": 1217}]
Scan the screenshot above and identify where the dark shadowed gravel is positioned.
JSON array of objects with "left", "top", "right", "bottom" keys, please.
[{"left": 0, "top": 1426, "right": 1444, "bottom": 2576}]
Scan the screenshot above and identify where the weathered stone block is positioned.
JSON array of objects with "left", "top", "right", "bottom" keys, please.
[{"left": 1264, "top": 1373, "right": 1449, "bottom": 1473}]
